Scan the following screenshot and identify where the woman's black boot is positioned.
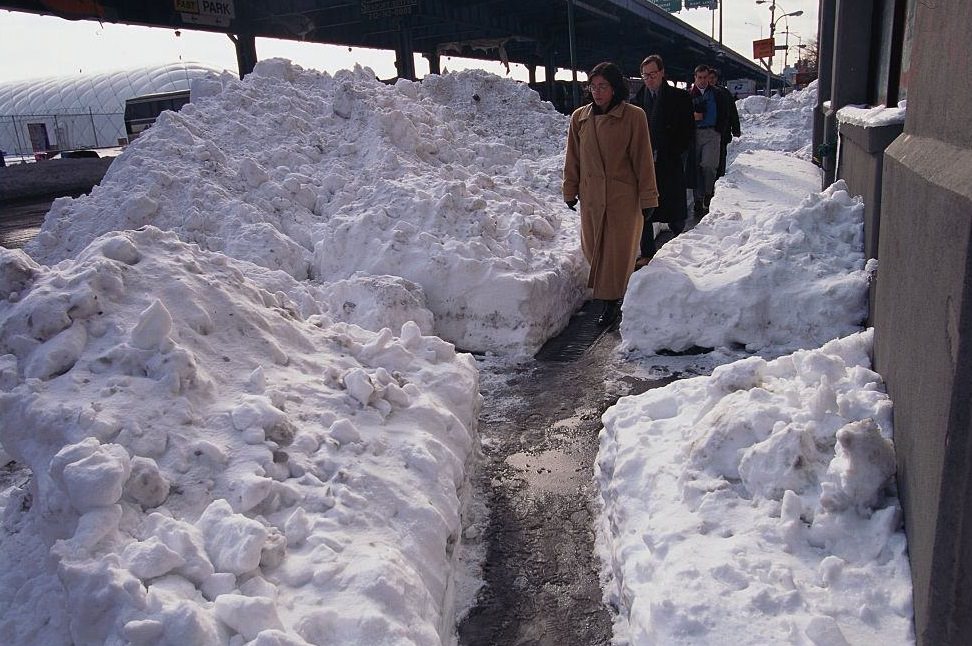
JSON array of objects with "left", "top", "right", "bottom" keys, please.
[{"left": 597, "top": 299, "right": 621, "bottom": 327}]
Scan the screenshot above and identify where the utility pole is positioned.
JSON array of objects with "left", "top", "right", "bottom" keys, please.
[
  {"left": 757, "top": 1, "right": 804, "bottom": 96},
  {"left": 767, "top": 0, "right": 777, "bottom": 97},
  {"left": 567, "top": 0, "right": 579, "bottom": 110}
]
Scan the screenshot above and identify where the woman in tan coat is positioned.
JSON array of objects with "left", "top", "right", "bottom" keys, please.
[{"left": 563, "top": 61, "right": 659, "bottom": 326}]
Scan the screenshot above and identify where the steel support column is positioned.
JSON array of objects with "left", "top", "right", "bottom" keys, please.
[
  {"left": 396, "top": 19, "right": 416, "bottom": 80},
  {"left": 229, "top": 32, "right": 257, "bottom": 79}
]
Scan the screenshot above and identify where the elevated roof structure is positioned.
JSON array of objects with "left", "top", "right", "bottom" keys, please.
[{"left": 2, "top": 0, "right": 776, "bottom": 85}]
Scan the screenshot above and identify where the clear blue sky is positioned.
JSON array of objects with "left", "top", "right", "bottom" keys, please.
[{"left": 0, "top": 2, "right": 818, "bottom": 83}]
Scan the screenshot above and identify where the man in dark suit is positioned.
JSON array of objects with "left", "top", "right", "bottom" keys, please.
[
  {"left": 633, "top": 54, "right": 695, "bottom": 266},
  {"left": 709, "top": 67, "right": 741, "bottom": 179}
]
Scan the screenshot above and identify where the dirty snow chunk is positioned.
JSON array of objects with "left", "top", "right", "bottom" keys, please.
[
  {"left": 284, "top": 508, "right": 310, "bottom": 546},
  {"left": 57, "top": 505, "right": 123, "bottom": 552},
  {"left": 328, "top": 418, "right": 361, "bottom": 445},
  {"left": 144, "top": 513, "right": 215, "bottom": 583},
  {"left": 58, "top": 558, "right": 148, "bottom": 645},
  {"left": 819, "top": 418, "right": 896, "bottom": 512},
  {"left": 230, "top": 395, "right": 287, "bottom": 432},
  {"left": 227, "top": 465, "right": 275, "bottom": 513},
  {"left": 100, "top": 235, "right": 141, "bottom": 264},
  {"left": 198, "top": 499, "right": 269, "bottom": 575},
  {"left": 122, "top": 537, "right": 186, "bottom": 580},
  {"left": 247, "top": 629, "right": 312, "bottom": 646},
  {"left": 124, "top": 456, "right": 171, "bottom": 508},
  {"left": 122, "top": 619, "right": 165, "bottom": 645},
  {"left": 343, "top": 368, "right": 374, "bottom": 405},
  {"left": 24, "top": 322, "right": 87, "bottom": 380},
  {"left": 131, "top": 299, "right": 172, "bottom": 350},
  {"left": 322, "top": 273, "right": 435, "bottom": 335},
  {"left": 221, "top": 223, "right": 311, "bottom": 279},
  {"left": 240, "top": 157, "right": 270, "bottom": 187},
  {"left": 739, "top": 422, "right": 819, "bottom": 499},
  {"left": 805, "top": 616, "right": 851, "bottom": 646},
  {"left": 0, "top": 353, "right": 16, "bottom": 391},
  {"left": 50, "top": 439, "right": 131, "bottom": 512},
  {"left": 0, "top": 247, "right": 41, "bottom": 299},
  {"left": 214, "top": 594, "right": 284, "bottom": 641}
]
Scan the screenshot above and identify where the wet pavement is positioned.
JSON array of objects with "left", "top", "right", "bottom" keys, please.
[
  {"left": 458, "top": 303, "right": 673, "bottom": 646},
  {"left": 0, "top": 197, "right": 54, "bottom": 249}
]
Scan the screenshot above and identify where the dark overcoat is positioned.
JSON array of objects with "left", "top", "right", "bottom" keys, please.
[{"left": 633, "top": 80, "right": 695, "bottom": 224}]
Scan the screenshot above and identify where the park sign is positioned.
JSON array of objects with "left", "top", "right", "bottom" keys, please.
[
  {"left": 684, "top": 0, "right": 718, "bottom": 9},
  {"left": 753, "top": 37, "right": 776, "bottom": 59},
  {"left": 651, "top": 0, "right": 683, "bottom": 11}
]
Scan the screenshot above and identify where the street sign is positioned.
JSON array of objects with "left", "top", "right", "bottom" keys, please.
[
  {"left": 651, "top": 0, "right": 682, "bottom": 11},
  {"left": 753, "top": 37, "right": 776, "bottom": 59},
  {"left": 685, "top": 0, "right": 717, "bottom": 9}
]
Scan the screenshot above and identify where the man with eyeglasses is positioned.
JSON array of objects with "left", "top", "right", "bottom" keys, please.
[{"left": 632, "top": 55, "right": 695, "bottom": 266}]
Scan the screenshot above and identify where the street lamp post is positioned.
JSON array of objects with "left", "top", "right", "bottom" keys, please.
[{"left": 756, "top": 0, "right": 803, "bottom": 96}]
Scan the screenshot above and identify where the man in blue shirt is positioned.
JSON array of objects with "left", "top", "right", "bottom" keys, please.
[{"left": 688, "top": 64, "right": 720, "bottom": 217}]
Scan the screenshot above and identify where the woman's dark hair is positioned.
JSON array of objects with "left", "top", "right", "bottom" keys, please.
[{"left": 588, "top": 61, "right": 628, "bottom": 110}]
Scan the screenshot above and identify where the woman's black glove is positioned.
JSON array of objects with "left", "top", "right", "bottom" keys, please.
[
  {"left": 642, "top": 207, "right": 655, "bottom": 219},
  {"left": 566, "top": 199, "right": 578, "bottom": 211}
]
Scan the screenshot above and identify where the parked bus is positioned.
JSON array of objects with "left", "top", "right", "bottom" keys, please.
[{"left": 124, "top": 89, "right": 191, "bottom": 141}]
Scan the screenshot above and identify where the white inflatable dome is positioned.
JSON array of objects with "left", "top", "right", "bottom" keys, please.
[{"left": 0, "top": 62, "right": 225, "bottom": 158}]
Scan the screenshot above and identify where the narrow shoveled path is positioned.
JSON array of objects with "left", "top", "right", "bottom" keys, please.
[{"left": 458, "top": 303, "right": 669, "bottom": 646}]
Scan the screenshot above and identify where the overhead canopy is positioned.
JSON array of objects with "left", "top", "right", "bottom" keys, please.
[{"left": 1, "top": 0, "right": 775, "bottom": 84}]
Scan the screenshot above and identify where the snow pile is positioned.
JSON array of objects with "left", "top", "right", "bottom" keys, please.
[
  {"left": 621, "top": 151, "right": 865, "bottom": 355},
  {"left": 596, "top": 330, "right": 914, "bottom": 645},
  {"left": 734, "top": 81, "right": 817, "bottom": 159},
  {"left": 0, "top": 226, "right": 480, "bottom": 645},
  {"left": 837, "top": 102, "right": 907, "bottom": 128},
  {"left": 25, "top": 60, "right": 585, "bottom": 356}
]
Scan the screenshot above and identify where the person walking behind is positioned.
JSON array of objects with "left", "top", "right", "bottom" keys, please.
[
  {"left": 563, "top": 61, "right": 659, "bottom": 327},
  {"left": 632, "top": 54, "right": 695, "bottom": 266},
  {"left": 709, "top": 67, "right": 741, "bottom": 179},
  {"left": 689, "top": 64, "right": 720, "bottom": 218}
]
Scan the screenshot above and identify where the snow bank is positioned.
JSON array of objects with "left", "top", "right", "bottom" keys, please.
[
  {"left": 25, "top": 61, "right": 586, "bottom": 356},
  {"left": 621, "top": 151, "right": 866, "bottom": 355},
  {"left": 0, "top": 226, "right": 480, "bottom": 645},
  {"left": 837, "top": 103, "right": 907, "bottom": 128},
  {"left": 596, "top": 330, "right": 914, "bottom": 645},
  {"left": 734, "top": 81, "right": 817, "bottom": 160}
]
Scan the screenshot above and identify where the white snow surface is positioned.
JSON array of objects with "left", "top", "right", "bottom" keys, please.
[
  {"left": 837, "top": 103, "right": 907, "bottom": 127},
  {"left": 734, "top": 80, "right": 818, "bottom": 160},
  {"left": 1, "top": 73, "right": 915, "bottom": 646},
  {"left": 596, "top": 331, "right": 913, "bottom": 645},
  {"left": 620, "top": 153, "right": 868, "bottom": 355},
  {"left": 0, "top": 226, "right": 480, "bottom": 645},
  {"left": 25, "top": 60, "right": 585, "bottom": 357}
]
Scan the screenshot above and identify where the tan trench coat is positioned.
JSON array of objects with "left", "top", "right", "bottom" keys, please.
[{"left": 563, "top": 101, "right": 659, "bottom": 300}]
